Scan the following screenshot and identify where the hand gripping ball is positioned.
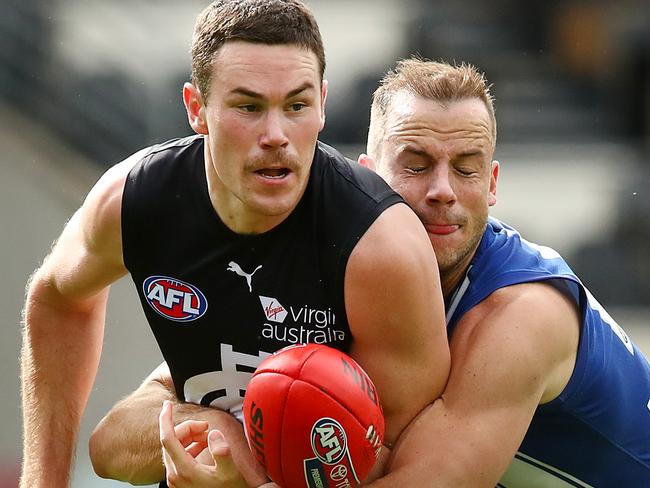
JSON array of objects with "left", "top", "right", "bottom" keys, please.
[{"left": 243, "top": 344, "right": 384, "bottom": 488}]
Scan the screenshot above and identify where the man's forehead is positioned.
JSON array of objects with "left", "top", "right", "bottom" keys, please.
[
  {"left": 210, "top": 42, "right": 322, "bottom": 97},
  {"left": 384, "top": 95, "right": 493, "bottom": 144},
  {"left": 386, "top": 93, "right": 487, "bottom": 120},
  {"left": 214, "top": 41, "right": 320, "bottom": 73}
]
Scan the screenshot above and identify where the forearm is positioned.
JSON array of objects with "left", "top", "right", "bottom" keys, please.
[
  {"left": 20, "top": 287, "right": 108, "bottom": 488},
  {"left": 366, "top": 448, "right": 491, "bottom": 488},
  {"left": 89, "top": 380, "right": 173, "bottom": 484},
  {"left": 364, "top": 399, "right": 527, "bottom": 488},
  {"left": 90, "top": 387, "right": 229, "bottom": 484},
  {"left": 362, "top": 404, "right": 451, "bottom": 488},
  {"left": 362, "top": 406, "right": 439, "bottom": 488},
  {"left": 91, "top": 384, "right": 268, "bottom": 486}
]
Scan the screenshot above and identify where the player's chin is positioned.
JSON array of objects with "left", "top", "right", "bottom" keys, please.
[
  {"left": 430, "top": 240, "right": 465, "bottom": 271},
  {"left": 427, "top": 229, "right": 462, "bottom": 253},
  {"left": 252, "top": 187, "right": 307, "bottom": 215},
  {"left": 250, "top": 194, "right": 301, "bottom": 218}
]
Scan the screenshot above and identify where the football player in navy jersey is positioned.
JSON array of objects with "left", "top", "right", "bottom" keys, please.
[
  {"left": 19, "top": 2, "right": 451, "bottom": 488},
  {"left": 359, "top": 59, "right": 650, "bottom": 487}
]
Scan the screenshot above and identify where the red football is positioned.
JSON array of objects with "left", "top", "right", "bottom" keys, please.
[{"left": 243, "top": 344, "right": 385, "bottom": 488}]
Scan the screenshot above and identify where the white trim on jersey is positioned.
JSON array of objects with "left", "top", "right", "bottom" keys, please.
[
  {"left": 499, "top": 452, "right": 595, "bottom": 488},
  {"left": 445, "top": 266, "right": 472, "bottom": 326}
]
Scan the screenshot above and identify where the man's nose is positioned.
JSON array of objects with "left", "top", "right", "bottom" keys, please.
[
  {"left": 425, "top": 165, "right": 456, "bottom": 204},
  {"left": 259, "top": 110, "right": 289, "bottom": 149}
]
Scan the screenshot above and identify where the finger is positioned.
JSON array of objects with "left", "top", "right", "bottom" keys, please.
[
  {"left": 162, "top": 446, "right": 177, "bottom": 479},
  {"left": 159, "top": 400, "right": 193, "bottom": 472},
  {"left": 185, "top": 440, "right": 209, "bottom": 459},
  {"left": 208, "top": 429, "right": 238, "bottom": 476},
  {"left": 208, "top": 429, "right": 230, "bottom": 457},
  {"left": 174, "top": 419, "right": 209, "bottom": 448}
]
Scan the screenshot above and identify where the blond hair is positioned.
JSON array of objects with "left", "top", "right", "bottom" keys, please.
[{"left": 368, "top": 58, "right": 496, "bottom": 158}]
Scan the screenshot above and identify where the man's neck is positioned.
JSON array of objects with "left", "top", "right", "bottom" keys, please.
[
  {"left": 440, "top": 250, "right": 480, "bottom": 300},
  {"left": 441, "top": 266, "right": 469, "bottom": 300}
]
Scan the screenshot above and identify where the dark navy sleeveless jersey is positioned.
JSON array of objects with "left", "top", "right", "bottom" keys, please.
[
  {"left": 446, "top": 217, "right": 650, "bottom": 487},
  {"left": 121, "top": 135, "right": 402, "bottom": 419}
]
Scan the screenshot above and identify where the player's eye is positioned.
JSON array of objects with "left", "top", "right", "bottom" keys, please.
[
  {"left": 456, "top": 167, "right": 476, "bottom": 177},
  {"left": 404, "top": 164, "right": 427, "bottom": 174},
  {"left": 289, "top": 102, "right": 306, "bottom": 112},
  {"left": 239, "top": 104, "right": 259, "bottom": 113}
]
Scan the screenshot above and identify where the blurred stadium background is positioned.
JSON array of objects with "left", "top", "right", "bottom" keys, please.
[{"left": 1, "top": 0, "right": 648, "bottom": 486}]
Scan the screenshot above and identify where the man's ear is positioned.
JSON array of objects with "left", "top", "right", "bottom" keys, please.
[
  {"left": 319, "top": 79, "right": 328, "bottom": 131},
  {"left": 358, "top": 153, "right": 377, "bottom": 172},
  {"left": 488, "top": 160, "right": 499, "bottom": 207},
  {"left": 183, "top": 82, "right": 208, "bottom": 135}
]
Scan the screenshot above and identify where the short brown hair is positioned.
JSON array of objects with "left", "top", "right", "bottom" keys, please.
[
  {"left": 191, "top": 0, "right": 326, "bottom": 100},
  {"left": 368, "top": 58, "right": 496, "bottom": 158}
]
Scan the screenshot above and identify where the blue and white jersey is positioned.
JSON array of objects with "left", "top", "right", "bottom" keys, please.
[{"left": 446, "top": 217, "right": 650, "bottom": 487}]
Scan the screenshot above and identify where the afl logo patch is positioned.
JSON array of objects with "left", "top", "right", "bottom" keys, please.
[
  {"left": 143, "top": 276, "right": 208, "bottom": 322},
  {"left": 310, "top": 418, "right": 347, "bottom": 465}
]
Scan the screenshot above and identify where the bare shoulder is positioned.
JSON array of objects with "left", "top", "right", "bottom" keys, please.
[
  {"left": 35, "top": 148, "right": 151, "bottom": 299},
  {"left": 349, "top": 202, "right": 439, "bottom": 278},
  {"left": 80, "top": 148, "right": 150, "bottom": 256},
  {"left": 459, "top": 281, "right": 580, "bottom": 344},
  {"left": 452, "top": 281, "right": 581, "bottom": 402},
  {"left": 345, "top": 202, "right": 443, "bottom": 332}
]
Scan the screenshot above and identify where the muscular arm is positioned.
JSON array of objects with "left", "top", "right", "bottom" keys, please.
[
  {"left": 19, "top": 152, "right": 144, "bottom": 488},
  {"left": 345, "top": 203, "right": 450, "bottom": 447},
  {"left": 89, "top": 363, "right": 268, "bottom": 486},
  {"left": 369, "top": 282, "right": 580, "bottom": 487}
]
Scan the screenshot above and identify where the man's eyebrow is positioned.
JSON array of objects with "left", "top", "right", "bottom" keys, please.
[
  {"left": 456, "top": 150, "right": 484, "bottom": 158},
  {"left": 286, "top": 82, "right": 316, "bottom": 98},
  {"left": 397, "top": 146, "right": 486, "bottom": 163},
  {"left": 229, "top": 82, "right": 316, "bottom": 100},
  {"left": 230, "top": 87, "right": 263, "bottom": 98},
  {"left": 398, "top": 146, "right": 431, "bottom": 160}
]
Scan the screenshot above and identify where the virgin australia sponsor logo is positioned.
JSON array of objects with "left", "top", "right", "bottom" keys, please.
[
  {"left": 259, "top": 296, "right": 288, "bottom": 323},
  {"left": 258, "top": 296, "right": 345, "bottom": 344}
]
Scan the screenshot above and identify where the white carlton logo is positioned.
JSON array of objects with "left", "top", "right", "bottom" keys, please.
[
  {"left": 227, "top": 261, "right": 262, "bottom": 293},
  {"left": 259, "top": 296, "right": 288, "bottom": 323},
  {"left": 184, "top": 343, "right": 271, "bottom": 419}
]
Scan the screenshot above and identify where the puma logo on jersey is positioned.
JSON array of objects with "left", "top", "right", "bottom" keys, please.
[
  {"left": 227, "top": 261, "right": 262, "bottom": 292},
  {"left": 143, "top": 276, "right": 208, "bottom": 322}
]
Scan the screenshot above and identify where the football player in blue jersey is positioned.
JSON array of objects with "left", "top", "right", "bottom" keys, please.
[
  {"left": 18, "top": 3, "right": 451, "bottom": 488},
  {"left": 359, "top": 58, "right": 650, "bottom": 487}
]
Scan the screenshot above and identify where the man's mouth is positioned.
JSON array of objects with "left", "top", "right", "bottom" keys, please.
[
  {"left": 424, "top": 223, "right": 459, "bottom": 235},
  {"left": 256, "top": 168, "right": 290, "bottom": 179}
]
